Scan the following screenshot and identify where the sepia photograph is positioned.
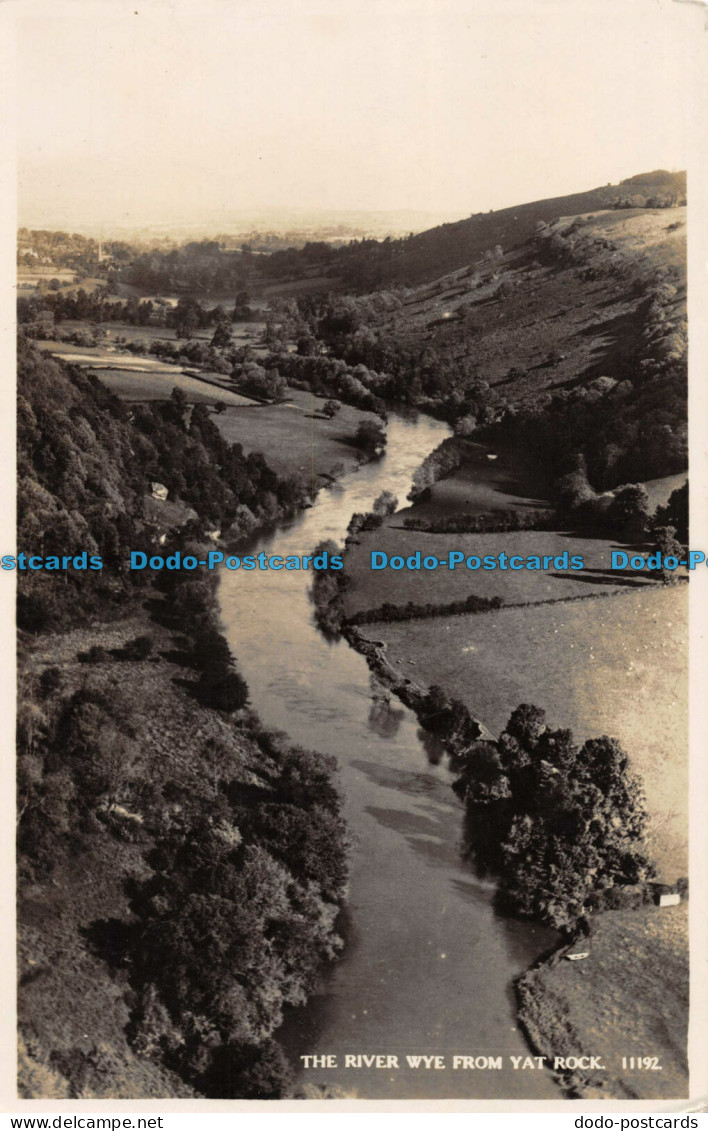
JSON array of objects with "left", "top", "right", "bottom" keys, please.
[{"left": 6, "top": 0, "right": 707, "bottom": 1111}]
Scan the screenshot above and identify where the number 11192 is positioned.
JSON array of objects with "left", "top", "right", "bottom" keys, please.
[{"left": 621, "top": 1057, "right": 662, "bottom": 1070}]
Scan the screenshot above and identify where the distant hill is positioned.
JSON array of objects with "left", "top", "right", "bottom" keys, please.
[
  {"left": 620, "top": 170, "right": 685, "bottom": 187},
  {"left": 328, "top": 171, "right": 686, "bottom": 289}
]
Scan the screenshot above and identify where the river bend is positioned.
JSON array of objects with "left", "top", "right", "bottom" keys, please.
[{"left": 219, "top": 409, "right": 557, "bottom": 1099}]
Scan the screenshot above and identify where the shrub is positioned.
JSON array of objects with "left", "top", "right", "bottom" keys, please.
[
  {"left": 78, "top": 644, "right": 111, "bottom": 664},
  {"left": 197, "top": 668, "right": 249, "bottom": 712},
  {"left": 121, "top": 635, "right": 154, "bottom": 661},
  {"left": 38, "top": 667, "right": 61, "bottom": 699},
  {"left": 201, "top": 1039, "right": 293, "bottom": 1099},
  {"left": 353, "top": 419, "right": 386, "bottom": 452}
]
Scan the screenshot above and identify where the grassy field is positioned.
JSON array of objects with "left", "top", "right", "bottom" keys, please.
[
  {"left": 212, "top": 387, "right": 379, "bottom": 482},
  {"left": 357, "top": 584, "right": 687, "bottom": 878},
  {"left": 343, "top": 527, "right": 648, "bottom": 616},
  {"left": 39, "top": 338, "right": 375, "bottom": 479},
  {"left": 38, "top": 339, "right": 260, "bottom": 404},
  {"left": 518, "top": 903, "right": 688, "bottom": 1099},
  {"left": 343, "top": 445, "right": 688, "bottom": 877},
  {"left": 87, "top": 368, "right": 257, "bottom": 405},
  {"left": 48, "top": 318, "right": 266, "bottom": 345},
  {"left": 400, "top": 441, "right": 550, "bottom": 523}
]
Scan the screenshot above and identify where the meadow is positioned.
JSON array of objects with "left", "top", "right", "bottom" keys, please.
[
  {"left": 519, "top": 903, "right": 688, "bottom": 1100},
  {"left": 402, "top": 441, "right": 550, "bottom": 522},
  {"left": 357, "top": 583, "right": 687, "bottom": 878},
  {"left": 38, "top": 337, "right": 377, "bottom": 480},
  {"left": 212, "top": 387, "right": 380, "bottom": 481},
  {"left": 404, "top": 453, "right": 684, "bottom": 529},
  {"left": 342, "top": 527, "right": 648, "bottom": 617},
  {"left": 87, "top": 368, "right": 257, "bottom": 405}
]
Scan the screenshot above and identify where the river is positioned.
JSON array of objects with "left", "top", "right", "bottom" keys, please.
[{"left": 218, "top": 408, "right": 558, "bottom": 1099}]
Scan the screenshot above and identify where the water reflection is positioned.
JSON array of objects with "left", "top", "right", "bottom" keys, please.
[
  {"left": 367, "top": 699, "right": 405, "bottom": 740},
  {"left": 417, "top": 726, "right": 446, "bottom": 766}
]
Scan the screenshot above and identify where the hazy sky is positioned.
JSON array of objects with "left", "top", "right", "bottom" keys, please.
[{"left": 16, "top": 0, "right": 701, "bottom": 231}]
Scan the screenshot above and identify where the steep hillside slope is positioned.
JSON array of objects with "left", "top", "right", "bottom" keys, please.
[
  {"left": 287, "top": 203, "right": 686, "bottom": 498},
  {"left": 327, "top": 170, "right": 686, "bottom": 288},
  {"left": 17, "top": 341, "right": 349, "bottom": 1098}
]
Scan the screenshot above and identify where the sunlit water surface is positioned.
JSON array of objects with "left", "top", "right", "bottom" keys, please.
[{"left": 219, "top": 411, "right": 558, "bottom": 1098}]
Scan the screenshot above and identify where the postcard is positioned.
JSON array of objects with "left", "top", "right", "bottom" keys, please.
[{"left": 4, "top": 0, "right": 707, "bottom": 1114}]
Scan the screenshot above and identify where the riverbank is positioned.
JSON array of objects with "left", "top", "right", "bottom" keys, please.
[
  {"left": 340, "top": 611, "right": 689, "bottom": 1101},
  {"left": 516, "top": 904, "right": 689, "bottom": 1099},
  {"left": 330, "top": 422, "right": 688, "bottom": 1099}
]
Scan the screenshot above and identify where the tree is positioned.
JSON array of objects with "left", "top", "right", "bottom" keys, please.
[
  {"left": 505, "top": 703, "right": 547, "bottom": 749},
  {"left": 176, "top": 308, "right": 198, "bottom": 340},
  {"left": 608, "top": 483, "right": 651, "bottom": 538},
  {"left": 353, "top": 419, "right": 386, "bottom": 453},
  {"left": 211, "top": 323, "right": 232, "bottom": 350},
  {"left": 203, "top": 1040, "right": 293, "bottom": 1099},
  {"left": 174, "top": 297, "right": 203, "bottom": 340},
  {"left": 654, "top": 480, "right": 688, "bottom": 543},
  {"left": 321, "top": 400, "right": 341, "bottom": 419},
  {"left": 652, "top": 525, "right": 684, "bottom": 584},
  {"left": 296, "top": 335, "right": 318, "bottom": 356},
  {"left": 372, "top": 491, "right": 398, "bottom": 517},
  {"left": 454, "top": 705, "right": 654, "bottom": 930}
]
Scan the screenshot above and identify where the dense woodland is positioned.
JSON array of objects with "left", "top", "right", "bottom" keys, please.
[
  {"left": 17, "top": 337, "right": 306, "bottom": 630},
  {"left": 452, "top": 705, "right": 656, "bottom": 932},
  {"left": 18, "top": 289, "right": 253, "bottom": 334},
  {"left": 17, "top": 337, "right": 347, "bottom": 1097}
]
